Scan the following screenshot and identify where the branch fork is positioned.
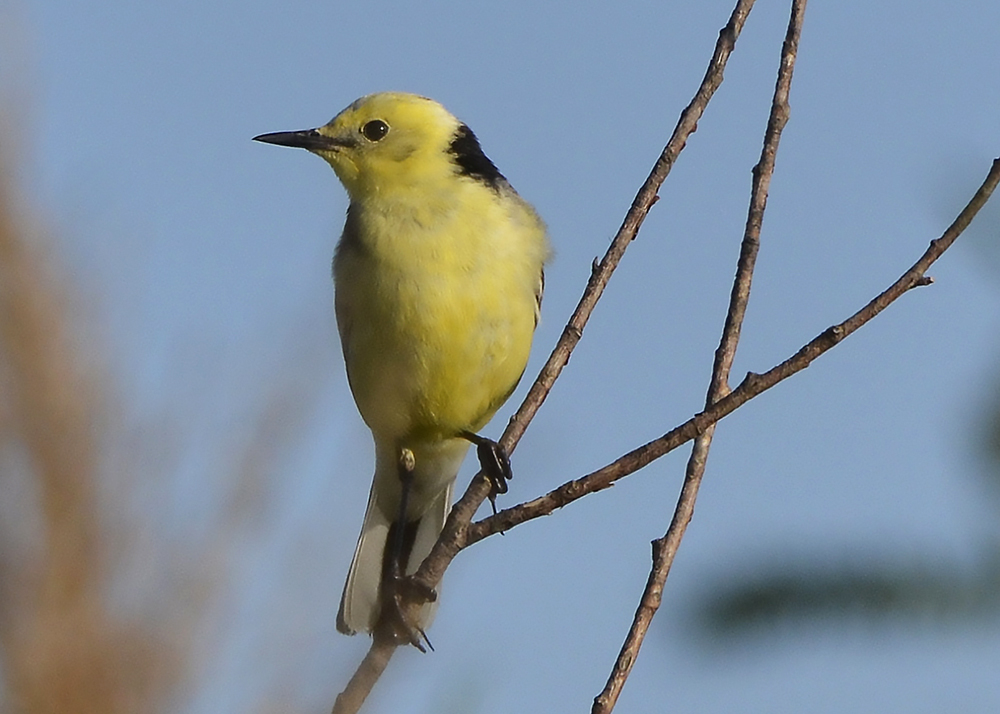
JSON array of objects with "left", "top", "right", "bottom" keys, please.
[{"left": 329, "top": 0, "right": 1000, "bottom": 708}]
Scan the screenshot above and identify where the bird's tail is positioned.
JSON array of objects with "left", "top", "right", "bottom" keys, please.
[{"left": 336, "top": 446, "right": 461, "bottom": 636}]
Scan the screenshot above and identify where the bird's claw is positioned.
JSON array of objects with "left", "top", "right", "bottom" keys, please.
[
  {"left": 460, "top": 431, "right": 512, "bottom": 514},
  {"left": 378, "top": 574, "right": 437, "bottom": 652}
]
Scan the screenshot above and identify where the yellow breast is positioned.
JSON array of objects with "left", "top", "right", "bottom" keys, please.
[{"left": 333, "top": 177, "right": 547, "bottom": 443}]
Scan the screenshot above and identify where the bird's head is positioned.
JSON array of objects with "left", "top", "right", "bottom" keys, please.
[{"left": 254, "top": 92, "right": 501, "bottom": 200}]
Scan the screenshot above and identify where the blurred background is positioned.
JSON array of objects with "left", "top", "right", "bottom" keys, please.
[{"left": 2, "top": 0, "right": 999, "bottom": 712}]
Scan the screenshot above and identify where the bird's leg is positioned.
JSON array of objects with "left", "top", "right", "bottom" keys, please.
[
  {"left": 387, "top": 447, "right": 416, "bottom": 584},
  {"left": 459, "top": 430, "right": 512, "bottom": 515},
  {"left": 377, "top": 447, "right": 436, "bottom": 652}
]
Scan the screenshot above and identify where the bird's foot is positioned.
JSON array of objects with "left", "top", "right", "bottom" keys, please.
[
  {"left": 460, "top": 431, "right": 512, "bottom": 515},
  {"left": 378, "top": 574, "right": 437, "bottom": 652}
]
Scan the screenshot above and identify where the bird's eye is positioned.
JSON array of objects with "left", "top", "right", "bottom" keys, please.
[{"left": 361, "top": 120, "right": 389, "bottom": 142}]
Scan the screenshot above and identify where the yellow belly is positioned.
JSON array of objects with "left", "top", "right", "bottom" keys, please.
[{"left": 333, "top": 186, "right": 545, "bottom": 443}]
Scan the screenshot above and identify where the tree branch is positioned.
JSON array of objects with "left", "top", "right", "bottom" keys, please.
[
  {"left": 327, "top": 4, "right": 1000, "bottom": 712},
  {"left": 593, "top": 1, "right": 807, "bottom": 710},
  {"left": 468, "top": 155, "right": 1000, "bottom": 541},
  {"left": 330, "top": 638, "right": 396, "bottom": 714},
  {"left": 498, "top": 0, "right": 760, "bottom": 456}
]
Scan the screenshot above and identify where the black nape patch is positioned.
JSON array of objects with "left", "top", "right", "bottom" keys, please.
[{"left": 448, "top": 124, "right": 506, "bottom": 189}]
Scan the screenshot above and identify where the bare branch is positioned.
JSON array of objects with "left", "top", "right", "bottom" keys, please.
[
  {"left": 498, "top": 0, "right": 760, "bottom": 456},
  {"left": 468, "top": 156, "right": 1000, "bottom": 541},
  {"left": 593, "top": 1, "right": 807, "bottom": 711},
  {"left": 330, "top": 639, "right": 396, "bottom": 714},
  {"left": 326, "top": 3, "right": 1000, "bottom": 710}
]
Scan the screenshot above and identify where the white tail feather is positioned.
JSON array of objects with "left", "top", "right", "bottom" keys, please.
[
  {"left": 337, "top": 464, "right": 457, "bottom": 635},
  {"left": 336, "top": 479, "right": 390, "bottom": 635}
]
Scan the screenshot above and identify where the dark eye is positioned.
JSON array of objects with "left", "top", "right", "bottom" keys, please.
[{"left": 361, "top": 119, "right": 389, "bottom": 142}]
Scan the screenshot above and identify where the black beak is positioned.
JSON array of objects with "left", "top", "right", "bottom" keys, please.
[{"left": 252, "top": 129, "right": 352, "bottom": 151}]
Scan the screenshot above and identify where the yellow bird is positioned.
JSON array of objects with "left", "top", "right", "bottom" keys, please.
[{"left": 254, "top": 92, "right": 549, "bottom": 643}]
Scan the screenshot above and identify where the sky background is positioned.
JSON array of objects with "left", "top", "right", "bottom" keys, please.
[{"left": 4, "top": 0, "right": 1000, "bottom": 712}]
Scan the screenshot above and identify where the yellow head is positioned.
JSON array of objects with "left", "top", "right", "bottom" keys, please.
[{"left": 254, "top": 92, "right": 505, "bottom": 200}]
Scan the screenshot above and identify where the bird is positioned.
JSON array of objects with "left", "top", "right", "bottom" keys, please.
[{"left": 254, "top": 92, "right": 549, "bottom": 646}]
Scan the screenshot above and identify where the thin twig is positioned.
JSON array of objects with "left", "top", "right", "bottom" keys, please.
[
  {"left": 467, "top": 156, "right": 1000, "bottom": 542},
  {"left": 592, "top": 2, "right": 807, "bottom": 711},
  {"left": 329, "top": 2, "right": 758, "bottom": 710}
]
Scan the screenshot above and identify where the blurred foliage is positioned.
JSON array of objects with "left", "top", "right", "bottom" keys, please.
[
  {"left": 987, "top": 379, "right": 1000, "bottom": 480},
  {"left": 696, "top": 551, "right": 1000, "bottom": 640}
]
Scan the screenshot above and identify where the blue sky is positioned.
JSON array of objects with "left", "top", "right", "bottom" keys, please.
[{"left": 7, "top": 0, "right": 1000, "bottom": 712}]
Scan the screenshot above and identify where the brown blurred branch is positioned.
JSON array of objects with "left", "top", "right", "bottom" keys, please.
[
  {"left": 593, "top": 1, "right": 807, "bottom": 710},
  {"left": 0, "top": 142, "right": 174, "bottom": 713},
  {"left": 331, "top": 0, "right": 759, "bottom": 710}
]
